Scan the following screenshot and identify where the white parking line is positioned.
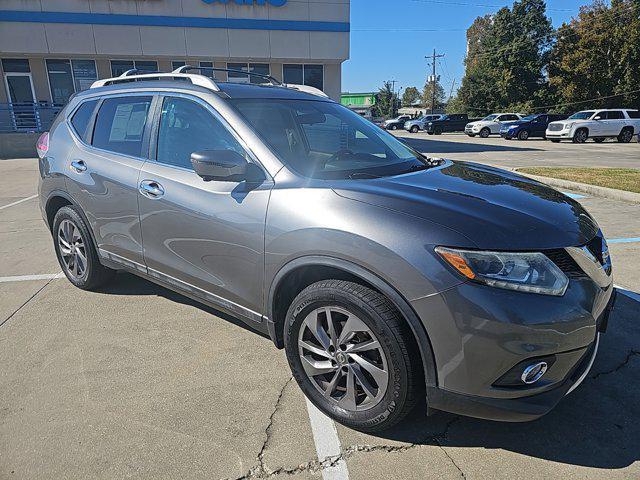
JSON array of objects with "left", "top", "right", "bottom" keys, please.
[
  {"left": 305, "top": 398, "right": 350, "bottom": 480},
  {"left": 0, "top": 273, "right": 64, "bottom": 283},
  {"left": 0, "top": 194, "right": 38, "bottom": 211}
]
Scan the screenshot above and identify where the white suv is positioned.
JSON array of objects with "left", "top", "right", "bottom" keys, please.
[
  {"left": 546, "top": 109, "right": 640, "bottom": 143},
  {"left": 465, "top": 113, "right": 523, "bottom": 138}
]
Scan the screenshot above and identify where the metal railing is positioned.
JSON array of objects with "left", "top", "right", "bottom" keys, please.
[{"left": 0, "top": 102, "right": 63, "bottom": 133}]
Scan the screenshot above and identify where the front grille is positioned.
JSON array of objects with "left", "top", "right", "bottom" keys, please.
[
  {"left": 548, "top": 123, "right": 563, "bottom": 132},
  {"left": 544, "top": 249, "right": 586, "bottom": 278}
]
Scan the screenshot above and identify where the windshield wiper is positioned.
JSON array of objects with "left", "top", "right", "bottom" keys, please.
[{"left": 348, "top": 172, "right": 382, "bottom": 180}]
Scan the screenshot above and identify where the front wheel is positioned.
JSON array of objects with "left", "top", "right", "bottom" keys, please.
[
  {"left": 285, "top": 280, "right": 421, "bottom": 432},
  {"left": 517, "top": 130, "right": 530, "bottom": 141},
  {"left": 480, "top": 128, "right": 491, "bottom": 138},
  {"left": 410, "top": 126, "right": 419, "bottom": 133},
  {"left": 53, "top": 205, "right": 116, "bottom": 290},
  {"left": 573, "top": 129, "right": 588, "bottom": 143},
  {"left": 390, "top": 125, "right": 397, "bottom": 131}
]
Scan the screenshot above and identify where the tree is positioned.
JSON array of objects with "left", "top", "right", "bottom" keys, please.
[
  {"left": 548, "top": 0, "right": 640, "bottom": 111},
  {"left": 375, "top": 81, "right": 400, "bottom": 118},
  {"left": 402, "top": 86, "right": 421, "bottom": 107},
  {"left": 422, "top": 78, "right": 446, "bottom": 112},
  {"left": 445, "top": 95, "right": 467, "bottom": 114},
  {"left": 457, "top": 0, "right": 555, "bottom": 114}
]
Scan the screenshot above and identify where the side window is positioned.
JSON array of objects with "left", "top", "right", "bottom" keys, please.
[
  {"left": 628, "top": 111, "right": 640, "bottom": 119},
  {"left": 92, "top": 96, "right": 152, "bottom": 157},
  {"left": 70, "top": 99, "right": 98, "bottom": 140},
  {"left": 608, "top": 111, "right": 624, "bottom": 120},
  {"left": 594, "top": 112, "right": 608, "bottom": 120},
  {"left": 156, "top": 97, "right": 246, "bottom": 170}
]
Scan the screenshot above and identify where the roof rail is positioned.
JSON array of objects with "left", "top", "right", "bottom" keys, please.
[
  {"left": 172, "top": 65, "right": 282, "bottom": 86},
  {"left": 283, "top": 84, "right": 329, "bottom": 98},
  {"left": 91, "top": 71, "right": 221, "bottom": 91}
]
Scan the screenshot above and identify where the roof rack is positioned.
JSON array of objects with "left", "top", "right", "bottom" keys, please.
[{"left": 90, "top": 66, "right": 329, "bottom": 99}]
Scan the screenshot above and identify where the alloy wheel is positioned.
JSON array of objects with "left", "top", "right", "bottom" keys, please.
[
  {"left": 620, "top": 129, "right": 633, "bottom": 143},
  {"left": 298, "top": 306, "right": 389, "bottom": 411},
  {"left": 57, "top": 219, "right": 87, "bottom": 278}
]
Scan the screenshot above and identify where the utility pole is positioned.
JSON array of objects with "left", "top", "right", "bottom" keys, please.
[
  {"left": 389, "top": 79, "right": 398, "bottom": 117},
  {"left": 425, "top": 49, "right": 445, "bottom": 114}
]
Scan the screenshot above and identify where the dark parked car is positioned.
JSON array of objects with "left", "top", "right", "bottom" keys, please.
[
  {"left": 501, "top": 114, "right": 568, "bottom": 140},
  {"left": 425, "top": 114, "right": 469, "bottom": 134},
  {"left": 383, "top": 115, "right": 411, "bottom": 131},
  {"left": 37, "top": 68, "right": 615, "bottom": 432}
]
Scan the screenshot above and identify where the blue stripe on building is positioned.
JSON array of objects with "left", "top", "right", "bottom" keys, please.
[{"left": 0, "top": 10, "right": 350, "bottom": 32}]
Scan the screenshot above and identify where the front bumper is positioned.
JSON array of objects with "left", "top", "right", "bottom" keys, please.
[
  {"left": 413, "top": 277, "right": 615, "bottom": 421},
  {"left": 546, "top": 131, "right": 572, "bottom": 139}
]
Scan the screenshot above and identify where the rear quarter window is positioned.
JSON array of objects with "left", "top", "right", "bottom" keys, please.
[
  {"left": 92, "top": 96, "right": 152, "bottom": 157},
  {"left": 70, "top": 99, "right": 98, "bottom": 140},
  {"left": 627, "top": 111, "right": 640, "bottom": 119}
]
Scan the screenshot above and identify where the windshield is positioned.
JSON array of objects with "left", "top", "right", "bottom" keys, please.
[
  {"left": 481, "top": 114, "right": 499, "bottom": 121},
  {"left": 521, "top": 115, "right": 539, "bottom": 121},
  {"left": 568, "top": 111, "right": 595, "bottom": 120},
  {"left": 231, "top": 99, "right": 428, "bottom": 179}
]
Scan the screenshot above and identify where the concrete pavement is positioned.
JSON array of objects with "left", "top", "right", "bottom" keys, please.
[{"left": 1, "top": 156, "right": 639, "bottom": 479}]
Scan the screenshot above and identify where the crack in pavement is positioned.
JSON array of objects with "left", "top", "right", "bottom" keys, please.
[
  {"left": 590, "top": 350, "right": 640, "bottom": 380},
  {"left": 230, "top": 412, "right": 464, "bottom": 479},
  {"left": 0, "top": 277, "right": 55, "bottom": 328}
]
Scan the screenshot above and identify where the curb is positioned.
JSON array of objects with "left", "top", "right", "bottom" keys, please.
[{"left": 515, "top": 171, "right": 640, "bottom": 204}]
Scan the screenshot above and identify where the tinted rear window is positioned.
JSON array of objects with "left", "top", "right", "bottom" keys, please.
[
  {"left": 626, "top": 111, "right": 640, "bottom": 119},
  {"left": 607, "top": 111, "right": 624, "bottom": 120},
  {"left": 70, "top": 99, "right": 98, "bottom": 139},
  {"left": 92, "top": 96, "right": 152, "bottom": 157}
]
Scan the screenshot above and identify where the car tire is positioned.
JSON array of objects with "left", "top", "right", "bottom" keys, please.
[
  {"left": 284, "top": 280, "right": 421, "bottom": 432},
  {"left": 434, "top": 127, "right": 443, "bottom": 135},
  {"left": 594, "top": 137, "right": 606, "bottom": 143},
  {"left": 410, "top": 126, "right": 419, "bottom": 133},
  {"left": 517, "top": 130, "right": 530, "bottom": 141},
  {"left": 390, "top": 125, "right": 397, "bottom": 131},
  {"left": 572, "top": 128, "right": 588, "bottom": 143},
  {"left": 480, "top": 128, "right": 491, "bottom": 138},
  {"left": 427, "top": 132, "right": 435, "bottom": 135},
  {"left": 52, "top": 205, "right": 116, "bottom": 290},
  {"left": 618, "top": 127, "right": 634, "bottom": 143}
]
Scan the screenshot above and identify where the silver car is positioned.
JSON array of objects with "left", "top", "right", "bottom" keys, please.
[
  {"left": 404, "top": 115, "right": 444, "bottom": 133},
  {"left": 37, "top": 68, "right": 615, "bottom": 432}
]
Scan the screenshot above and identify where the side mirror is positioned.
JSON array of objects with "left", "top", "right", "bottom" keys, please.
[
  {"left": 594, "top": 116, "right": 602, "bottom": 121},
  {"left": 191, "top": 150, "right": 248, "bottom": 182}
]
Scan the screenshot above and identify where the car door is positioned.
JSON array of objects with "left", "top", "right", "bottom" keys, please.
[
  {"left": 137, "top": 94, "right": 272, "bottom": 323},
  {"left": 532, "top": 115, "right": 547, "bottom": 137},
  {"left": 64, "top": 94, "right": 154, "bottom": 269},
  {"left": 590, "top": 111, "right": 608, "bottom": 136},
  {"left": 604, "top": 110, "right": 625, "bottom": 136}
]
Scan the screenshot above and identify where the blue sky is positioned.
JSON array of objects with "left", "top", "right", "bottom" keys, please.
[{"left": 343, "top": 0, "right": 591, "bottom": 95}]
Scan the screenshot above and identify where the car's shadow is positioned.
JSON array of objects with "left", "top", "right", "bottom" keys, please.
[
  {"left": 398, "top": 135, "right": 544, "bottom": 154},
  {"left": 96, "top": 271, "right": 271, "bottom": 340},
  {"left": 377, "top": 290, "right": 640, "bottom": 470}
]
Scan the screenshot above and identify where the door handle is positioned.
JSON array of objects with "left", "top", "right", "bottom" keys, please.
[
  {"left": 70, "top": 160, "right": 87, "bottom": 173},
  {"left": 139, "top": 180, "right": 165, "bottom": 198}
]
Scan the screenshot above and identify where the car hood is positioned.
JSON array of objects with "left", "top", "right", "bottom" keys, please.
[{"left": 333, "top": 161, "right": 598, "bottom": 250}]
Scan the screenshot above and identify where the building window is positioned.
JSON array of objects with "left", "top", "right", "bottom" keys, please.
[
  {"left": 283, "top": 64, "right": 324, "bottom": 91},
  {"left": 46, "top": 59, "right": 97, "bottom": 105},
  {"left": 227, "top": 63, "right": 270, "bottom": 84},
  {"left": 71, "top": 60, "right": 97, "bottom": 92},
  {"left": 110, "top": 60, "right": 158, "bottom": 77},
  {"left": 2, "top": 59, "right": 30, "bottom": 73},
  {"left": 172, "top": 61, "right": 186, "bottom": 71},
  {"left": 199, "top": 61, "right": 215, "bottom": 79},
  {"left": 46, "top": 59, "right": 75, "bottom": 105},
  {"left": 2, "top": 59, "right": 35, "bottom": 104}
]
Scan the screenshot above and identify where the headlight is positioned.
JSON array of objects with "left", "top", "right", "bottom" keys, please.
[
  {"left": 564, "top": 123, "right": 574, "bottom": 130},
  {"left": 435, "top": 247, "right": 569, "bottom": 296},
  {"left": 509, "top": 125, "right": 518, "bottom": 130}
]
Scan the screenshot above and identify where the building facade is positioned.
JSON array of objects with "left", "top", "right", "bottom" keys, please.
[{"left": 0, "top": 0, "right": 350, "bottom": 109}]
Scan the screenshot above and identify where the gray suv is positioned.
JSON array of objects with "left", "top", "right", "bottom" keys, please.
[{"left": 37, "top": 68, "right": 615, "bottom": 432}]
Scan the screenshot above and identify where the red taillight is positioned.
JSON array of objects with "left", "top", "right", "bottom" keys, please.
[{"left": 36, "top": 132, "right": 49, "bottom": 159}]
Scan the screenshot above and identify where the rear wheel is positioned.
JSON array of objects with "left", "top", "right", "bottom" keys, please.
[
  {"left": 618, "top": 128, "right": 634, "bottom": 143},
  {"left": 285, "top": 280, "right": 421, "bottom": 432},
  {"left": 434, "top": 127, "right": 443, "bottom": 135},
  {"left": 517, "top": 130, "right": 530, "bottom": 141},
  {"left": 480, "top": 127, "right": 491, "bottom": 138},
  {"left": 572, "top": 128, "right": 588, "bottom": 143},
  {"left": 390, "top": 125, "right": 397, "bottom": 131},
  {"left": 410, "top": 125, "right": 419, "bottom": 133},
  {"left": 53, "top": 206, "right": 115, "bottom": 290}
]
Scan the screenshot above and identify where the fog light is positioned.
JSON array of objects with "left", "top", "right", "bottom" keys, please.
[{"left": 521, "top": 362, "right": 548, "bottom": 384}]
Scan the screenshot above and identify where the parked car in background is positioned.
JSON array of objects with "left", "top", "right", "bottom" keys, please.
[
  {"left": 404, "top": 114, "right": 444, "bottom": 133},
  {"left": 465, "top": 113, "right": 523, "bottom": 138},
  {"left": 546, "top": 109, "right": 640, "bottom": 143},
  {"left": 500, "top": 114, "right": 568, "bottom": 140},
  {"left": 424, "top": 114, "right": 469, "bottom": 135},
  {"left": 383, "top": 115, "right": 412, "bottom": 130}
]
